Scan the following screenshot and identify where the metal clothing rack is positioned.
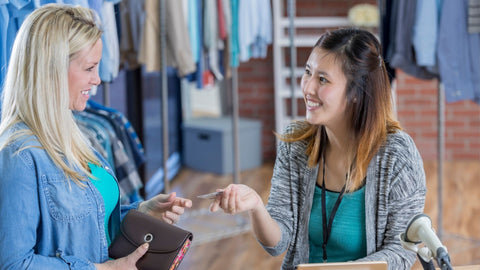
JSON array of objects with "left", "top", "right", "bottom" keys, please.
[
  {"left": 437, "top": 82, "right": 445, "bottom": 240},
  {"left": 103, "top": 82, "right": 110, "bottom": 107},
  {"left": 160, "top": 0, "right": 247, "bottom": 245},
  {"left": 159, "top": 0, "right": 241, "bottom": 193},
  {"left": 160, "top": 0, "right": 170, "bottom": 193}
]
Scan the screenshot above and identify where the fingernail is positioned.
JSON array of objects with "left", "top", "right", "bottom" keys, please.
[{"left": 143, "top": 243, "right": 149, "bottom": 250}]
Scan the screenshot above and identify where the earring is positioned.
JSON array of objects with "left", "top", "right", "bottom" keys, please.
[{"left": 353, "top": 97, "right": 357, "bottom": 103}]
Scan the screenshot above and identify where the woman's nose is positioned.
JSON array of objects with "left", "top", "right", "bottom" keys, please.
[
  {"left": 91, "top": 71, "right": 101, "bottom": 86},
  {"left": 302, "top": 77, "right": 317, "bottom": 95}
]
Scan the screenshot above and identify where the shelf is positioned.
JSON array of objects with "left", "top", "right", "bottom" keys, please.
[
  {"left": 281, "top": 67, "right": 305, "bottom": 78},
  {"left": 272, "top": 0, "right": 351, "bottom": 133},
  {"left": 279, "top": 16, "right": 351, "bottom": 28},
  {"left": 280, "top": 88, "right": 303, "bottom": 99},
  {"left": 279, "top": 35, "right": 320, "bottom": 47}
]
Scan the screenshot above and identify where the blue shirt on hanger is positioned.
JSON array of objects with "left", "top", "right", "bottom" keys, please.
[
  {"left": 438, "top": 0, "right": 480, "bottom": 104},
  {"left": 412, "top": 0, "right": 440, "bottom": 68},
  {"left": 1, "top": 0, "right": 32, "bottom": 91}
]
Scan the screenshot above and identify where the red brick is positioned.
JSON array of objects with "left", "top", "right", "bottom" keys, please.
[
  {"left": 452, "top": 152, "right": 480, "bottom": 160},
  {"left": 450, "top": 131, "right": 480, "bottom": 139}
]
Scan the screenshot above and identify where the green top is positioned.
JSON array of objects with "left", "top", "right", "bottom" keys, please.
[
  {"left": 308, "top": 184, "right": 367, "bottom": 263},
  {"left": 89, "top": 162, "right": 119, "bottom": 246}
]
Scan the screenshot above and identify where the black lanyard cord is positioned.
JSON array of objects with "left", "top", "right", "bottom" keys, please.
[{"left": 321, "top": 154, "right": 346, "bottom": 262}]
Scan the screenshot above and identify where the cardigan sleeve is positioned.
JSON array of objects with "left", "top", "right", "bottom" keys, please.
[
  {"left": 358, "top": 131, "right": 427, "bottom": 270},
  {"left": 260, "top": 137, "right": 295, "bottom": 256}
]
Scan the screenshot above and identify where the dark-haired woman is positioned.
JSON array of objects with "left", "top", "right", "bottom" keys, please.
[{"left": 210, "top": 28, "right": 426, "bottom": 270}]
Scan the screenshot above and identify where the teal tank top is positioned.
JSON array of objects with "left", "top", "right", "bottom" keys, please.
[
  {"left": 308, "top": 184, "right": 367, "bottom": 263},
  {"left": 89, "top": 163, "right": 120, "bottom": 246}
]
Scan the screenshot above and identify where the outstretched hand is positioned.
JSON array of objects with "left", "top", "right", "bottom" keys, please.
[
  {"left": 209, "top": 184, "right": 262, "bottom": 215},
  {"left": 138, "top": 192, "right": 192, "bottom": 224}
]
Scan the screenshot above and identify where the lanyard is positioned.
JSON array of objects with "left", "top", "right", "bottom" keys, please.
[{"left": 321, "top": 155, "right": 346, "bottom": 262}]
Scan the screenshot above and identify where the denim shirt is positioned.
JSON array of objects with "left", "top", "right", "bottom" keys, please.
[{"left": 0, "top": 123, "right": 141, "bottom": 269}]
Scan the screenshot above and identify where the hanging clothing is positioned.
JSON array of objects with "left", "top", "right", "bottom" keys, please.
[
  {"left": 98, "top": 0, "right": 120, "bottom": 82},
  {"left": 220, "top": 0, "right": 232, "bottom": 77},
  {"left": 238, "top": 0, "right": 272, "bottom": 62},
  {"left": 0, "top": 3, "right": 9, "bottom": 90},
  {"left": 74, "top": 99, "right": 147, "bottom": 204},
  {"left": 88, "top": 0, "right": 102, "bottom": 14},
  {"left": 468, "top": 0, "right": 480, "bottom": 33},
  {"left": 437, "top": 0, "right": 480, "bottom": 104},
  {"left": 138, "top": 0, "right": 195, "bottom": 77},
  {"left": 377, "top": 0, "right": 396, "bottom": 81},
  {"left": 217, "top": 0, "right": 227, "bottom": 39},
  {"left": 87, "top": 100, "right": 146, "bottom": 169},
  {"left": 75, "top": 108, "right": 144, "bottom": 204},
  {"left": 62, "top": 0, "right": 89, "bottom": 7},
  {"left": 0, "top": 0, "right": 34, "bottom": 90},
  {"left": 0, "top": 0, "right": 120, "bottom": 90},
  {"left": 230, "top": 0, "right": 239, "bottom": 67},
  {"left": 412, "top": 0, "right": 441, "bottom": 69},
  {"left": 204, "top": 0, "right": 223, "bottom": 80},
  {"left": 186, "top": 0, "right": 205, "bottom": 89},
  {"left": 76, "top": 113, "right": 115, "bottom": 167},
  {"left": 119, "top": 0, "right": 145, "bottom": 70},
  {"left": 187, "top": 0, "right": 200, "bottom": 63},
  {"left": 388, "top": 0, "right": 437, "bottom": 80}
]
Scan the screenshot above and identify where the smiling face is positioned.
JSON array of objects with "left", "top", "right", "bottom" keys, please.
[
  {"left": 68, "top": 39, "right": 102, "bottom": 111},
  {"left": 302, "top": 47, "right": 349, "bottom": 128}
]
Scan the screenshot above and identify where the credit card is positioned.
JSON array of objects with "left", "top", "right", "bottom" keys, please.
[{"left": 197, "top": 191, "right": 224, "bottom": 199}]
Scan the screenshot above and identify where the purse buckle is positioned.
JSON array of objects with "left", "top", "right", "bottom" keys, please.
[{"left": 144, "top": 233, "right": 154, "bottom": 243}]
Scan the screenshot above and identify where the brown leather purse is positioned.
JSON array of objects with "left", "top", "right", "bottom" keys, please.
[{"left": 109, "top": 209, "right": 193, "bottom": 270}]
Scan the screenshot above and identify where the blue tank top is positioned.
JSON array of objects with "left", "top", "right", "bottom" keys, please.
[
  {"left": 89, "top": 162, "right": 119, "bottom": 246},
  {"left": 308, "top": 184, "right": 367, "bottom": 262}
]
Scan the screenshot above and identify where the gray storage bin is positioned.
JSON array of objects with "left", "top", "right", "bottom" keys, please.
[{"left": 182, "top": 117, "right": 262, "bottom": 174}]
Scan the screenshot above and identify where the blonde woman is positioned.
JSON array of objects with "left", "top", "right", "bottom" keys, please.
[
  {"left": 0, "top": 4, "right": 191, "bottom": 269},
  {"left": 211, "top": 28, "right": 426, "bottom": 270}
]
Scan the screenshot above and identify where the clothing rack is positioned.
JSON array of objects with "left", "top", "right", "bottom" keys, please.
[
  {"left": 437, "top": 82, "right": 445, "bottom": 240},
  {"left": 103, "top": 82, "right": 110, "bottom": 107},
  {"left": 160, "top": 0, "right": 170, "bottom": 193},
  {"left": 159, "top": 0, "right": 241, "bottom": 193},
  {"left": 288, "top": 0, "right": 297, "bottom": 120}
]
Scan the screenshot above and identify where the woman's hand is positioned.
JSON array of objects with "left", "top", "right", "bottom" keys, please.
[
  {"left": 210, "top": 184, "right": 282, "bottom": 247},
  {"left": 138, "top": 192, "right": 192, "bottom": 224},
  {"left": 209, "top": 184, "right": 263, "bottom": 214},
  {"left": 94, "top": 243, "right": 149, "bottom": 270}
]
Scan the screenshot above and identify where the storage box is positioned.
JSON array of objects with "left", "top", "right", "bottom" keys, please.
[{"left": 182, "top": 117, "right": 262, "bottom": 174}]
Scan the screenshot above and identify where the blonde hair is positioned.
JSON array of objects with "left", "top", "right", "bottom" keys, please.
[{"left": 0, "top": 4, "right": 103, "bottom": 186}]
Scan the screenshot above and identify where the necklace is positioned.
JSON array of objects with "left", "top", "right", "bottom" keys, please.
[{"left": 320, "top": 153, "right": 347, "bottom": 262}]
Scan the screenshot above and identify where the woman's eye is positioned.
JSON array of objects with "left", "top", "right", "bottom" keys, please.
[
  {"left": 304, "top": 69, "right": 311, "bottom": 76},
  {"left": 319, "top": 76, "right": 328, "bottom": 84}
]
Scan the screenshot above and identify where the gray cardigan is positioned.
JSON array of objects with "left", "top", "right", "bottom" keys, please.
[{"left": 260, "top": 123, "right": 426, "bottom": 270}]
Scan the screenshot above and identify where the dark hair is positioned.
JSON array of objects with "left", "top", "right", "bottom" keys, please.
[{"left": 280, "top": 28, "right": 401, "bottom": 192}]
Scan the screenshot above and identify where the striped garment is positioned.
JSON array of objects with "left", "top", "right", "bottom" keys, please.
[{"left": 259, "top": 121, "right": 427, "bottom": 270}]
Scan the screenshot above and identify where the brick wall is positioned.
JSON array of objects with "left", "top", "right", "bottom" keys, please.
[
  {"left": 237, "top": 0, "right": 480, "bottom": 162},
  {"left": 396, "top": 71, "right": 480, "bottom": 161}
]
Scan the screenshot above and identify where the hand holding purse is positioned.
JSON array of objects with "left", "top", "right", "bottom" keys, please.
[{"left": 109, "top": 209, "right": 193, "bottom": 270}]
